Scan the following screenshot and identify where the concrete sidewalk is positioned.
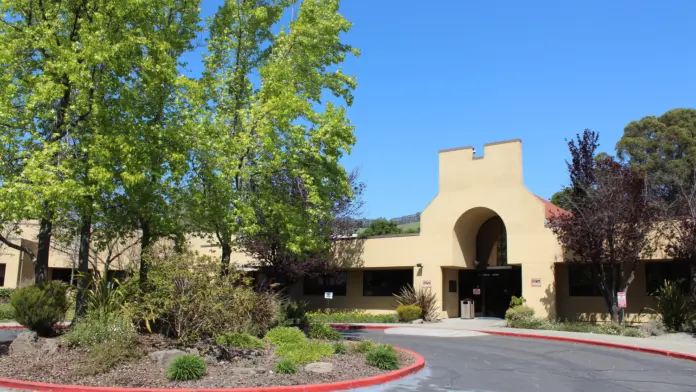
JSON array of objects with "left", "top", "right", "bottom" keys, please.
[{"left": 331, "top": 319, "right": 696, "bottom": 359}]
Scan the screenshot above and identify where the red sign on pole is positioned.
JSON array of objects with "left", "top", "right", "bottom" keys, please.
[
  {"left": 617, "top": 292, "right": 627, "bottom": 308},
  {"left": 473, "top": 288, "right": 481, "bottom": 295}
]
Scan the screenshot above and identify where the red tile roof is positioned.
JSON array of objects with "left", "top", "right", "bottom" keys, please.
[{"left": 535, "top": 195, "right": 569, "bottom": 218}]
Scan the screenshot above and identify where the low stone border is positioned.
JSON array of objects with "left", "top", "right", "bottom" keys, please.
[
  {"left": 329, "top": 324, "right": 394, "bottom": 331},
  {"left": 0, "top": 347, "right": 425, "bottom": 392},
  {"left": 477, "top": 330, "right": 696, "bottom": 362}
]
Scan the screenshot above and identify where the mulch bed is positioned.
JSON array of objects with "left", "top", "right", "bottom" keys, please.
[{"left": 0, "top": 335, "right": 415, "bottom": 389}]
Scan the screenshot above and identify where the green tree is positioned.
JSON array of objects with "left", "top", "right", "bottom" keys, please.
[
  {"left": 186, "top": 0, "right": 359, "bottom": 272},
  {"left": 360, "top": 219, "right": 403, "bottom": 237},
  {"left": 616, "top": 108, "right": 696, "bottom": 201},
  {"left": 549, "top": 188, "right": 573, "bottom": 211}
]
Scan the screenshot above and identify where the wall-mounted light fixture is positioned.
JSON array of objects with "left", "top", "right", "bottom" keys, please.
[{"left": 416, "top": 263, "right": 423, "bottom": 268}]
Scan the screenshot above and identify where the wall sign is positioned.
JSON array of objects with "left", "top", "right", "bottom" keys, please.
[
  {"left": 423, "top": 280, "right": 431, "bottom": 288},
  {"left": 531, "top": 278, "right": 541, "bottom": 287},
  {"left": 473, "top": 288, "right": 481, "bottom": 295},
  {"left": 617, "top": 292, "right": 627, "bottom": 308},
  {"left": 324, "top": 292, "right": 333, "bottom": 299}
]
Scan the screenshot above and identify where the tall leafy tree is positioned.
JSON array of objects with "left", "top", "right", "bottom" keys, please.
[
  {"left": 548, "top": 130, "right": 657, "bottom": 322},
  {"left": 616, "top": 108, "right": 696, "bottom": 201},
  {"left": 359, "top": 219, "right": 403, "bottom": 237},
  {"left": 187, "top": 0, "right": 359, "bottom": 272}
]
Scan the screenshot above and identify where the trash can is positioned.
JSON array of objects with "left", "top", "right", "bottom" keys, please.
[{"left": 460, "top": 299, "right": 474, "bottom": 319}]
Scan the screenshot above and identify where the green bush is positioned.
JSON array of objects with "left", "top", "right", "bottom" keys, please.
[
  {"left": 10, "top": 282, "right": 70, "bottom": 336},
  {"left": 0, "top": 303, "right": 14, "bottom": 320},
  {"left": 332, "top": 341, "right": 347, "bottom": 354},
  {"left": 509, "top": 296, "right": 526, "bottom": 308},
  {"left": 63, "top": 314, "right": 137, "bottom": 348},
  {"left": 265, "top": 326, "right": 307, "bottom": 345},
  {"left": 651, "top": 280, "right": 695, "bottom": 332},
  {"left": 620, "top": 327, "right": 646, "bottom": 337},
  {"left": 0, "top": 288, "right": 13, "bottom": 300},
  {"left": 504, "top": 305, "right": 536, "bottom": 328},
  {"left": 274, "top": 341, "right": 334, "bottom": 364},
  {"left": 125, "top": 244, "right": 279, "bottom": 342},
  {"left": 80, "top": 340, "right": 142, "bottom": 376},
  {"left": 306, "top": 310, "right": 398, "bottom": 324},
  {"left": 277, "top": 300, "right": 309, "bottom": 328},
  {"left": 351, "top": 339, "right": 375, "bottom": 354},
  {"left": 309, "top": 323, "right": 342, "bottom": 340},
  {"left": 396, "top": 305, "right": 422, "bottom": 322},
  {"left": 394, "top": 284, "right": 439, "bottom": 321},
  {"left": 273, "top": 358, "right": 298, "bottom": 374},
  {"left": 215, "top": 332, "right": 265, "bottom": 349},
  {"left": 366, "top": 344, "right": 399, "bottom": 370},
  {"left": 166, "top": 355, "right": 206, "bottom": 381}
]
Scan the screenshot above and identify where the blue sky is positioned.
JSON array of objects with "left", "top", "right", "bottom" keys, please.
[{"left": 185, "top": 0, "right": 695, "bottom": 219}]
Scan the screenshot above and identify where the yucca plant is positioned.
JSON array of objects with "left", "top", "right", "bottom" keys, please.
[
  {"left": 81, "top": 265, "right": 133, "bottom": 321},
  {"left": 651, "top": 280, "right": 695, "bottom": 332},
  {"left": 394, "top": 284, "right": 438, "bottom": 321}
]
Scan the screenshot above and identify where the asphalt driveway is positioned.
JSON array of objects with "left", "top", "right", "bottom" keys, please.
[{"left": 354, "top": 330, "right": 696, "bottom": 392}]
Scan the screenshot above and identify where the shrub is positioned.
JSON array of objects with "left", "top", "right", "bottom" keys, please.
[
  {"left": 83, "top": 266, "right": 135, "bottom": 322},
  {"left": 273, "top": 358, "right": 298, "bottom": 374},
  {"left": 10, "top": 282, "right": 70, "bottom": 336},
  {"left": 332, "top": 341, "right": 347, "bottom": 354},
  {"left": 640, "top": 319, "right": 666, "bottom": 336},
  {"left": 80, "top": 340, "right": 142, "bottom": 376},
  {"left": 396, "top": 305, "right": 422, "bottom": 322},
  {"left": 394, "top": 284, "right": 439, "bottom": 321},
  {"left": 504, "top": 305, "right": 535, "bottom": 327},
  {"left": 309, "top": 324, "right": 342, "bottom": 340},
  {"left": 651, "top": 280, "right": 695, "bottom": 332},
  {"left": 125, "top": 244, "right": 275, "bottom": 342},
  {"left": 277, "top": 300, "right": 309, "bottom": 328},
  {"left": 215, "top": 332, "right": 265, "bottom": 349},
  {"left": 0, "top": 303, "right": 14, "bottom": 320},
  {"left": 249, "top": 290, "right": 282, "bottom": 336},
  {"left": 63, "top": 314, "right": 137, "bottom": 348},
  {"left": 509, "top": 296, "right": 526, "bottom": 308},
  {"left": 265, "top": 327, "right": 307, "bottom": 345},
  {"left": 366, "top": 344, "right": 399, "bottom": 370},
  {"left": 351, "top": 339, "right": 375, "bottom": 354},
  {"left": 274, "top": 341, "right": 334, "bottom": 364},
  {"left": 621, "top": 327, "right": 646, "bottom": 337},
  {"left": 0, "top": 288, "right": 13, "bottom": 300},
  {"left": 306, "top": 310, "right": 398, "bottom": 324},
  {"left": 166, "top": 355, "right": 206, "bottom": 381}
]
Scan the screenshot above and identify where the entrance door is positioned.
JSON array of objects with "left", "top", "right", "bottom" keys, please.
[{"left": 459, "top": 266, "right": 522, "bottom": 318}]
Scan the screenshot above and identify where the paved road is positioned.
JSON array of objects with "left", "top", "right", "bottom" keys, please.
[{"left": 354, "top": 330, "right": 696, "bottom": 392}]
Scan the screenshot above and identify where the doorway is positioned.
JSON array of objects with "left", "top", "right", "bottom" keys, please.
[{"left": 459, "top": 266, "right": 522, "bottom": 318}]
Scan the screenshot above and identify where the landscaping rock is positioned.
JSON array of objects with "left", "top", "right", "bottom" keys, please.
[
  {"left": 186, "top": 347, "right": 200, "bottom": 356},
  {"left": 148, "top": 349, "right": 187, "bottom": 368},
  {"left": 40, "top": 338, "right": 61, "bottom": 355},
  {"left": 9, "top": 331, "right": 41, "bottom": 356},
  {"left": 411, "top": 319, "right": 424, "bottom": 324},
  {"left": 305, "top": 362, "right": 333, "bottom": 374}
]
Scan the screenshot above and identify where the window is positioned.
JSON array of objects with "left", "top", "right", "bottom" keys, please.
[
  {"left": 50, "top": 268, "right": 73, "bottom": 284},
  {"left": 303, "top": 272, "right": 347, "bottom": 296},
  {"left": 568, "top": 265, "right": 602, "bottom": 296},
  {"left": 0, "top": 264, "right": 5, "bottom": 287},
  {"left": 646, "top": 261, "right": 690, "bottom": 295},
  {"left": 363, "top": 269, "right": 412, "bottom": 296}
]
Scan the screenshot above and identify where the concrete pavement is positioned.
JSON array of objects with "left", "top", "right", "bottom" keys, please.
[{"left": 353, "top": 331, "right": 696, "bottom": 392}]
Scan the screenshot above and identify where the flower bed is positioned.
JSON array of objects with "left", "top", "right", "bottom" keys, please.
[
  {"left": 0, "top": 332, "right": 418, "bottom": 389},
  {"left": 307, "top": 310, "right": 398, "bottom": 324}
]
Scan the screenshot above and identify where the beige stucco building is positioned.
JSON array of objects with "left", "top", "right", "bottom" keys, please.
[{"left": 0, "top": 140, "right": 686, "bottom": 322}]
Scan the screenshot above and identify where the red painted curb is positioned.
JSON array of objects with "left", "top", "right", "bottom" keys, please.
[
  {"left": 0, "top": 347, "right": 425, "bottom": 392},
  {"left": 329, "top": 324, "right": 394, "bottom": 331},
  {"left": 477, "top": 330, "right": 696, "bottom": 362}
]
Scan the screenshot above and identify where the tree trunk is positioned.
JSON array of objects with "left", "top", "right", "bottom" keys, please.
[
  {"left": 74, "top": 214, "right": 92, "bottom": 318},
  {"left": 35, "top": 216, "right": 52, "bottom": 284},
  {"left": 691, "top": 263, "right": 696, "bottom": 299},
  {"left": 139, "top": 219, "right": 151, "bottom": 289},
  {"left": 220, "top": 241, "right": 231, "bottom": 276}
]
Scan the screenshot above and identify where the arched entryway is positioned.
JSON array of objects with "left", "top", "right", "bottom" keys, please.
[{"left": 454, "top": 208, "right": 521, "bottom": 318}]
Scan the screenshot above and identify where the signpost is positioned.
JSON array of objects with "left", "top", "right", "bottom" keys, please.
[
  {"left": 325, "top": 292, "right": 333, "bottom": 309},
  {"left": 617, "top": 292, "right": 627, "bottom": 326}
]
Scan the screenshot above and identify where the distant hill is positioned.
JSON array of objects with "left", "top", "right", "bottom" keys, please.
[{"left": 354, "top": 212, "right": 421, "bottom": 228}]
